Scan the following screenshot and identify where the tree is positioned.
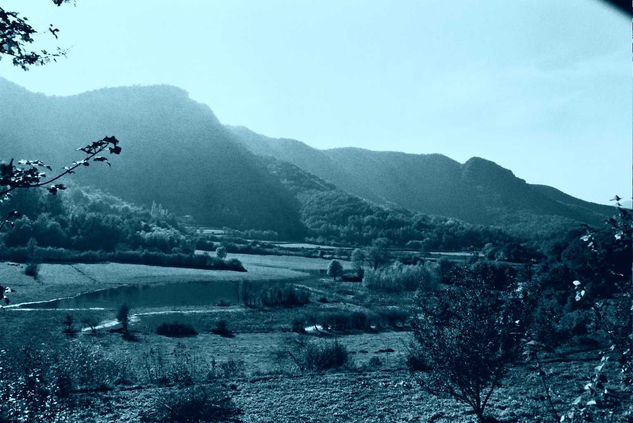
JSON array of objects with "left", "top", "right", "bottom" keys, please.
[
  {"left": 62, "top": 314, "right": 75, "bottom": 336},
  {"left": 215, "top": 246, "right": 227, "bottom": 260},
  {"left": 116, "top": 303, "right": 130, "bottom": 336},
  {"left": 350, "top": 248, "right": 365, "bottom": 277},
  {"left": 327, "top": 259, "right": 343, "bottom": 280},
  {"left": 410, "top": 269, "right": 524, "bottom": 422},
  {"left": 366, "top": 237, "right": 390, "bottom": 270}
]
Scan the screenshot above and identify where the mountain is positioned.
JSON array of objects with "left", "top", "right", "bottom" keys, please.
[
  {"left": 0, "top": 79, "right": 612, "bottom": 241},
  {"left": 0, "top": 78, "right": 305, "bottom": 238},
  {"left": 228, "top": 126, "right": 613, "bottom": 234}
]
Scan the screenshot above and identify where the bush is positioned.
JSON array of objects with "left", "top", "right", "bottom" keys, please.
[
  {"left": 156, "top": 322, "right": 198, "bottom": 338},
  {"left": 376, "top": 307, "right": 410, "bottom": 329},
  {"left": 224, "top": 258, "right": 245, "bottom": 271},
  {"left": 116, "top": 303, "right": 130, "bottom": 334},
  {"left": 215, "top": 246, "right": 227, "bottom": 259},
  {"left": 141, "top": 385, "right": 242, "bottom": 423},
  {"left": 218, "top": 359, "right": 245, "bottom": 379},
  {"left": 23, "top": 262, "right": 39, "bottom": 279},
  {"left": 315, "top": 310, "right": 379, "bottom": 332},
  {"left": 302, "top": 340, "right": 349, "bottom": 371},
  {"left": 259, "top": 284, "right": 310, "bottom": 308},
  {"left": 62, "top": 314, "right": 76, "bottom": 336},
  {"left": 276, "top": 337, "right": 351, "bottom": 372},
  {"left": 211, "top": 320, "right": 233, "bottom": 338},
  {"left": 291, "top": 317, "right": 306, "bottom": 334},
  {"left": 362, "top": 262, "right": 438, "bottom": 292}
]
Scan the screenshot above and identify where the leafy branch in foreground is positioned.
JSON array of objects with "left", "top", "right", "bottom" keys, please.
[
  {"left": 0, "top": 1, "right": 73, "bottom": 70},
  {"left": 0, "top": 136, "right": 121, "bottom": 231},
  {"left": 561, "top": 196, "right": 632, "bottom": 422}
]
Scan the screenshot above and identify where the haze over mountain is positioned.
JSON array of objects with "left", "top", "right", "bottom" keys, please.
[{"left": 0, "top": 79, "right": 613, "bottom": 239}]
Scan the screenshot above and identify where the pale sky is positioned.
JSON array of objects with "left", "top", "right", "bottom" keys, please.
[{"left": 0, "top": 0, "right": 630, "bottom": 204}]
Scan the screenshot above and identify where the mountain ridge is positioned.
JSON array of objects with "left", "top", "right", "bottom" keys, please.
[{"left": 0, "top": 78, "right": 613, "bottom": 239}]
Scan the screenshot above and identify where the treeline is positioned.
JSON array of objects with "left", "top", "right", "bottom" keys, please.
[
  {"left": 300, "top": 191, "right": 518, "bottom": 250},
  {"left": 0, "top": 187, "right": 245, "bottom": 270},
  {"left": 0, "top": 245, "right": 245, "bottom": 271},
  {"left": 0, "top": 188, "right": 193, "bottom": 253}
]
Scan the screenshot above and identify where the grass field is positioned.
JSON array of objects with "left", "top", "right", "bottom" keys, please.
[{"left": 0, "top": 255, "right": 621, "bottom": 422}]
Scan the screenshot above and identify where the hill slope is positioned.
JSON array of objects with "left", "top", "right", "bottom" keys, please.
[
  {"left": 229, "top": 126, "right": 613, "bottom": 233},
  {"left": 0, "top": 79, "right": 305, "bottom": 238}
]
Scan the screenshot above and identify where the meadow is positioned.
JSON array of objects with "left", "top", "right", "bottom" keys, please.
[{"left": 0, "top": 247, "right": 622, "bottom": 423}]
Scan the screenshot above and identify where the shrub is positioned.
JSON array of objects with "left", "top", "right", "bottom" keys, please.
[
  {"left": 315, "top": 310, "right": 379, "bottom": 332},
  {"left": 215, "top": 246, "right": 227, "bottom": 259},
  {"left": 276, "top": 337, "right": 350, "bottom": 372},
  {"left": 259, "top": 284, "right": 310, "bottom": 308},
  {"left": 302, "top": 339, "right": 349, "bottom": 371},
  {"left": 211, "top": 320, "right": 233, "bottom": 338},
  {"left": 376, "top": 307, "right": 410, "bottom": 329},
  {"left": 62, "top": 314, "right": 76, "bottom": 336},
  {"left": 224, "top": 258, "right": 245, "bottom": 272},
  {"left": 367, "top": 356, "right": 382, "bottom": 368},
  {"left": 116, "top": 303, "right": 130, "bottom": 333},
  {"left": 23, "top": 262, "right": 39, "bottom": 279},
  {"left": 156, "top": 322, "right": 198, "bottom": 338},
  {"left": 218, "top": 359, "right": 246, "bottom": 379},
  {"left": 363, "top": 262, "right": 438, "bottom": 292},
  {"left": 291, "top": 317, "right": 306, "bottom": 334},
  {"left": 141, "top": 385, "right": 242, "bottom": 423}
]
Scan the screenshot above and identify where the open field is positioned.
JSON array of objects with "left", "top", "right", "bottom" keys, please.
[
  {"left": 0, "top": 261, "right": 307, "bottom": 305},
  {"left": 0, "top": 254, "right": 626, "bottom": 422}
]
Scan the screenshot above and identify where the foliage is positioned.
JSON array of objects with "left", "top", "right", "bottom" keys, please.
[
  {"left": 410, "top": 269, "right": 525, "bottom": 421},
  {"left": 0, "top": 1, "right": 72, "bottom": 71},
  {"left": 156, "top": 322, "right": 198, "bottom": 338},
  {"left": 211, "top": 320, "right": 233, "bottom": 338},
  {"left": 0, "top": 187, "right": 187, "bottom": 253},
  {"left": 140, "top": 385, "right": 243, "bottom": 423},
  {"left": 0, "top": 137, "right": 121, "bottom": 230},
  {"left": 215, "top": 246, "right": 227, "bottom": 259},
  {"left": 62, "top": 314, "right": 76, "bottom": 336},
  {"left": 260, "top": 284, "right": 309, "bottom": 308},
  {"left": 280, "top": 337, "right": 350, "bottom": 372},
  {"left": 362, "top": 261, "right": 438, "bottom": 292},
  {"left": 23, "top": 261, "right": 39, "bottom": 279},
  {"left": 300, "top": 190, "right": 516, "bottom": 250},
  {"left": 0, "top": 342, "right": 124, "bottom": 422},
  {"left": 116, "top": 303, "right": 130, "bottom": 336},
  {"left": 560, "top": 201, "right": 632, "bottom": 421},
  {"left": 327, "top": 259, "right": 343, "bottom": 280},
  {"left": 350, "top": 248, "right": 365, "bottom": 277}
]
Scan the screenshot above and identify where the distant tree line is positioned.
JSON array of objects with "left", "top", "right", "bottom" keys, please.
[{"left": 300, "top": 191, "right": 519, "bottom": 251}]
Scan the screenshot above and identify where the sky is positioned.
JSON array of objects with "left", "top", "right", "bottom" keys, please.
[{"left": 0, "top": 0, "right": 630, "bottom": 205}]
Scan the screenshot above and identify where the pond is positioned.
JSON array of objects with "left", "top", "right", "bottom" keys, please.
[{"left": 19, "top": 280, "right": 244, "bottom": 310}]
